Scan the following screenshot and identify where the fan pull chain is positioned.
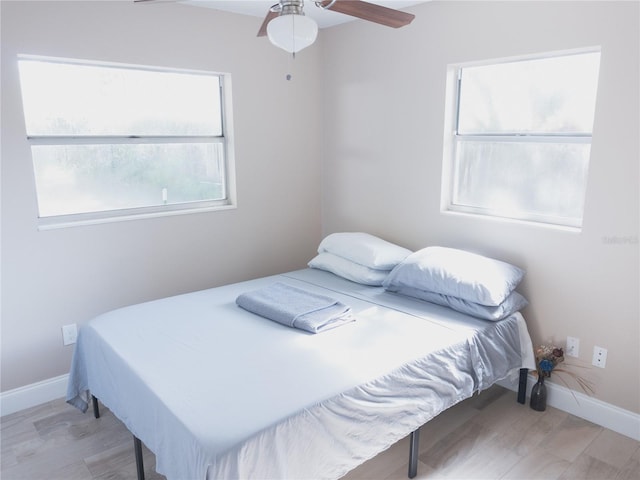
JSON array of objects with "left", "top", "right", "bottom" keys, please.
[{"left": 286, "top": 51, "right": 296, "bottom": 81}]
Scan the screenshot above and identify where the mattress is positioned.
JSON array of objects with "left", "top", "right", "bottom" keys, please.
[{"left": 67, "top": 268, "right": 534, "bottom": 480}]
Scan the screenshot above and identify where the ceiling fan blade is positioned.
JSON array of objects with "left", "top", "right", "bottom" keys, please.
[
  {"left": 319, "top": 0, "right": 415, "bottom": 28},
  {"left": 257, "top": 9, "right": 280, "bottom": 37}
]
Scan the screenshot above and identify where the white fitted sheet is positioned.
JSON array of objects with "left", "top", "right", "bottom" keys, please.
[{"left": 67, "top": 268, "right": 533, "bottom": 480}]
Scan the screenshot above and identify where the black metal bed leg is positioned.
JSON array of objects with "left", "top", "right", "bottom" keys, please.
[
  {"left": 92, "top": 395, "right": 100, "bottom": 419},
  {"left": 408, "top": 429, "right": 419, "bottom": 478},
  {"left": 517, "top": 368, "right": 528, "bottom": 404},
  {"left": 134, "top": 435, "right": 145, "bottom": 480}
]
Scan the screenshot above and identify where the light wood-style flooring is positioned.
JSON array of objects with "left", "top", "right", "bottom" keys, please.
[{"left": 2, "top": 386, "right": 639, "bottom": 479}]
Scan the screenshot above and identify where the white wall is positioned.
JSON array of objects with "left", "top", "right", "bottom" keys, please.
[
  {"left": 1, "top": 1, "right": 323, "bottom": 391},
  {"left": 322, "top": 1, "right": 639, "bottom": 413}
]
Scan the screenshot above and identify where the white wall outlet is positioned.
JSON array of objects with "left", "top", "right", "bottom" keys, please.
[
  {"left": 62, "top": 324, "right": 78, "bottom": 346},
  {"left": 592, "top": 346, "right": 607, "bottom": 368},
  {"left": 566, "top": 336, "right": 580, "bottom": 358}
]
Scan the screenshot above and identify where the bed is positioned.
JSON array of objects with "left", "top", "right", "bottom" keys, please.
[{"left": 67, "top": 235, "right": 535, "bottom": 480}]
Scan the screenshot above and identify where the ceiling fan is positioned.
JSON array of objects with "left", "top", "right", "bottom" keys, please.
[
  {"left": 135, "top": 1, "right": 415, "bottom": 54},
  {"left": 258, "top": 1, "right": 415, "bottom": 53}
]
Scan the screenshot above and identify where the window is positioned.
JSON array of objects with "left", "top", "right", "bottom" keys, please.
[
  {"left": 18, "top": 56, "right": 234, "bottom": 227},
  {"left": 442, "top": 49, "right": 601, "bottom": 229}
]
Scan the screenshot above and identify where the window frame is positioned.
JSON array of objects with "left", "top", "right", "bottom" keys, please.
[
  {"left": 18, "top": 55, "right": 236, "bottom": 229},
  {"left": 441, "top": 48, "right": 600, "bottom": 230}
]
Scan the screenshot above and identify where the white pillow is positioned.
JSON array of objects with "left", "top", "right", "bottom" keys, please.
[
  {"left": 383, "top": 246, "right": 525, "bottom": 306},
  {"left": 386, "top": 284, "right": 528, "bottom": 321},
  {"left": 318, "top": 232, "right": 412, "bottom": 270},
  {"left": 308, "top": 252, "right": 390, "bottom": 286}
]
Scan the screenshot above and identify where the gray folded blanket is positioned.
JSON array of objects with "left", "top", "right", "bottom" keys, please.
[{"left": 236, "top": 282, "right": 354, "bottom": 334}]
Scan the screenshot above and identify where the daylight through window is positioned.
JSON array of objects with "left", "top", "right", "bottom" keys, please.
[
  {"left": 18, "top": 56, "right": 234, "bottom": 226},
  {"left": 442, "top": 49, "right": 601, "bottom": 228}
]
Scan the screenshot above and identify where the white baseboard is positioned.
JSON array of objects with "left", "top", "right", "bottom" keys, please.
[
  {"left": 0, "top": 374, "right": 69, "bottom": 417},
  {"left": 2, "top": 373, "right": 639, "bottom": 442},
  {"left": 498, "top": 374, "right": 640, "bottom": 441}
]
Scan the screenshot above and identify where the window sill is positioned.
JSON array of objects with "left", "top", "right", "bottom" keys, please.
[
  {"left": 37, "top": 204, "right": 237, "bottom": 231},
  {"left": 440, "top": 208, "right": 583, "bottom": 233}
]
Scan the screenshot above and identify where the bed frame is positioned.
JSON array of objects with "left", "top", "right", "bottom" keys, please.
[{"left": 90, "top": 369, "right": 529, "bottom": 480}]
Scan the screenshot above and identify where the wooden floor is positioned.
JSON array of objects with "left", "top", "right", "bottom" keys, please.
[{"left": 2, "top": 385, "right": 639, "bottom": 479}]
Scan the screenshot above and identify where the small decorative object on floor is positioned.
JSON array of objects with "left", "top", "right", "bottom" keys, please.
[
  {"left": 530, "top": 374, "right": 547, "bottom": 411},
  {"left": 530, "top": 343, "right": 595, "bottom": 411},
  {"left": 530, "top": 344, "right": 565, "bottom": 411}
]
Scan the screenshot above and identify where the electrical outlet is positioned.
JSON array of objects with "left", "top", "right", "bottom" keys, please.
[
  {"left": 592, "top": 346, "right": 607, "bottom": 368},
  {"left": 566, "top": 336, "right": 580, "bottom": 357},
  {"left": 62, "top": 324, "right": 77, "bottom": 346}
]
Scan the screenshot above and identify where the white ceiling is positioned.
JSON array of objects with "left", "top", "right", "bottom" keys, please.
[{"left": 180, "top": 1, "right": 428, "bottom": 29}]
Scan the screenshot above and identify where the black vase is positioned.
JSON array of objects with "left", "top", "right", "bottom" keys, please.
[{"left": 530, "top": 375, "right": 547, "bottom": 411}]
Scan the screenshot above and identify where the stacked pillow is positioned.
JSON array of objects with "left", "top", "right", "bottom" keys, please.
[
  {"left": 308, "top": 232, "right": 412, "bottom": 286},
  {"left": 383, "top": 246, "right": 528, "bottom": 321}
]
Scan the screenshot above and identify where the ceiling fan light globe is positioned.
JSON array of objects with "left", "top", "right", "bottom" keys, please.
[{"left": 267, "top": 14, "right": 318, "bottom": 53}]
